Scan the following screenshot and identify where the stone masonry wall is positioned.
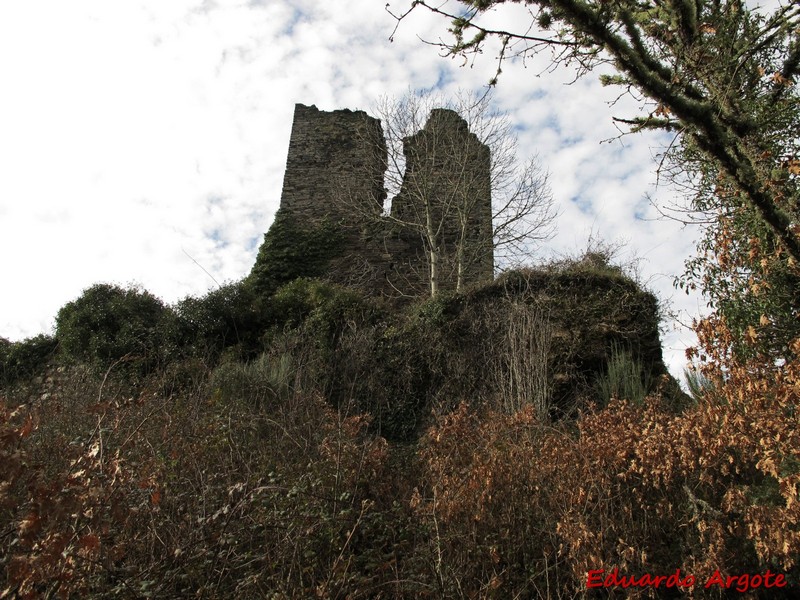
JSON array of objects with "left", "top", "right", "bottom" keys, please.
[
  {"left": 279, "top": 104, "right": 386, "bottom": 220},
  {"left": 259, "top": 102, "right": 494, "bottom": 299},
  {"left": 273, "top": 104, "right": 390, "bottom": 290}
]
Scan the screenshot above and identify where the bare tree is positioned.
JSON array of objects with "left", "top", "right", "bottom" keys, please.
[
  {"left": 340, "top": 90, "right": 556, "bottom": 297},
  {"left": 448, "top": 91, "right": 558, "bottom": 269}
]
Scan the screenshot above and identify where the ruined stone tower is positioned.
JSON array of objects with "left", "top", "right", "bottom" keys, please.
[
  {"left": 279, "top": 104, "right": 386, "bottom": 222},
  {"left": 250, "top": 103, "right": 494, "bottom": 298},
  {"left": 389, "top": 108, "right": 494, "bottom": 295}
]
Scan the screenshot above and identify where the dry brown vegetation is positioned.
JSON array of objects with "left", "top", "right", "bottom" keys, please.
[
  {"left": 2, "top": 304, "right": 799, "bottom": 598},
  {"left": 1, "top": 254, "right": 798, "bottom": 598}
]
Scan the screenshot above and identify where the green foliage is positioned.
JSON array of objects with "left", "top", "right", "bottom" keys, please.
[
  {"left": 266, "top": 278, "right": 383, "bottom": 343},
  {"left": 235, "top": 277, "right": 442, "bottom": 441},
  {"left": 267, "top": 277, "right": 336, "bottom": 329},
  {"left": 680, "top": 201, "right": 800, "bottom": 361},
  {"left": 55, "top": 283, "right": 170, "bottom": 373},
  {"left": 594, "top": 344, "right": 652, "bottom": 406},
  {"left": 409, "top": 291, "right": 462, "bottom": 328},
  {"left": 357, "top": 322, "right": 438, "bottom": 441},
  {"left": 467, "top": 264, "right": 670, "bottom": 413},
  {"left": 173, "top": 280, "right": 262, "bottom": 361},
  {"left": 248, "top": 210, "right": 345, "bottom": 297},
  {"left": 260, "top": 279, "right": 428, "bottom": 439},
  {"left": 0, "top": 334, "right": 58, "bottom": 385}
]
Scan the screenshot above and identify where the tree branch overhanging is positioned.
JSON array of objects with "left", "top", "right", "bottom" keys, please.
[{"left": 389, "top": 0, "right": 800, "bottom": 264}]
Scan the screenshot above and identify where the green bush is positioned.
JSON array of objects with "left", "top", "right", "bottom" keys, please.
[
  {"left": 260, "top": 279, "right": 426, "bottom": 440},
  {"left": 55, "top": 283, "right": 170, "bottom": 373},
  {"left": 173, "top": 280, "right": 261, "bottom": 361},
  {"left": 410, "top": 291, "right": 462, "bottom": 328},
  {"left": 267, "top": 277, "right": 331, "bottom": 329},
  {"left": 267, "top": 278, "right": 382, "bottom": 340},
  {"left": 0, "top": 334, "right": 58, "bottom": 385},
  {"left": 367, "top": 324, "right": 436, "bottom": 440}
]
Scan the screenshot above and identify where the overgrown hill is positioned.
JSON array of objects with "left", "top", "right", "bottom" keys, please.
[{"left": 2, "top": 252, "right": 684, "bottom": 438}]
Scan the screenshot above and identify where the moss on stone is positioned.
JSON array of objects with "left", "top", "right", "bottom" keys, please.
[{"left": 248, "top": 210, "right": 345, "bottom": 298}]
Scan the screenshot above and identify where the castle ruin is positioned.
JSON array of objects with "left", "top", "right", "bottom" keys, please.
[{"left": 251, "top": 103, "right": 494, "bottom": 299}]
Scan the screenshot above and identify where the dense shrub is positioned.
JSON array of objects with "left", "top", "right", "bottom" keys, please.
[
  {"left": 266, "top": 278, "right": 381, "bottom": 334},
  {"left": 4, "top": 307, "right": 798, "bottom": 598},
  {"left": 157, "top": 357, "right": 210, "bottom": 398},
  {"left": 408, "top": 312, "right": 800, "bottom": 597},
  {"left": 16, "top": 242, "right": 779, "bottom": 598},
  {"left": 385, "top": 265, "right": 680, "bottom": 417},
  {"left": 0, "top": 334, "right": 57, "bottom": 385},
  {"left": 1, "top": 358, "right": 397, "bottom": 599},
  {"left": 414, "top": 378, "right": 800, "bottom": 597},
  {"left": 260, "top": 279, "right": 430, "bottom": 439},
  {"left": 344, "top": 322, "right": 440, "bottom": 441},
  {"left": 252, "top": 266, "right": 677, "bottom": 438},
  {"left": 55, "top": 283, "right": 170, "bottom": 373},
  {"left": 172, "top": 280, "right": 262, "bottom": 361}
]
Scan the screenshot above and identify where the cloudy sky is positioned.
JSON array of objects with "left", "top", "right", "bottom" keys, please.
[{"left": 0, "top": 0, "right": 708, "bottom": 378}]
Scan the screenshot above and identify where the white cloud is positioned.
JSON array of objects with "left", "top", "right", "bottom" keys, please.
[{"left": 0, "top": 0, "right": 703, "bottom": 381}]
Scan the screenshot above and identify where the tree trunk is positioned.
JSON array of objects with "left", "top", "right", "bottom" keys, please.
[
  {"left": 429, "top": 247, "right": 440, "bottom": 297},
  {"left": 456, "top": 246, "right": 464, "bottom": 293},
  {"left": 426, "top": 202, "right": 440, "bottom": 297}
]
